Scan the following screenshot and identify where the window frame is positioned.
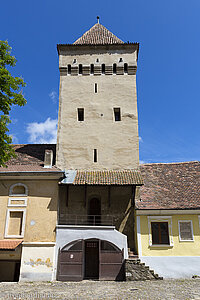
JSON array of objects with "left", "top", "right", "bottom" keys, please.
[
  {"left": 178, "top": 220, "right": 194, "bottom": 242},
  {"left": 113, "top": 108, "right": 121, "bottom": 122},
  {"left": 8, "top": 197, "right": 27, "bottom": 207},
  {"left": 9, "top": 183, "right": 28, "bottom": 197},
  {"left": 4, "top": 208, "right": 26, "bottom": 238},
  {"left": 77, "top": 108, "right": 84, "bottom": 122},
  {"left": 148, "top": 216, "right": 173, "bottom": 247}
]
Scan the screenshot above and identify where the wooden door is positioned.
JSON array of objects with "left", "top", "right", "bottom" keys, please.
[
  {"left": 57, "top": 240, "right": 83, "bottom": 281},
  {"left": 84, "top": 240, "right": 99, "bottom": 279},
  {"left": 99, "top": 241, "right": 125, "bottom": 281}
]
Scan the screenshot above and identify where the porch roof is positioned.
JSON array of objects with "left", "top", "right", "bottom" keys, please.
[
  {"left": 0, "top": 239, "right": 23, "bottom": 250},
  {"left": 61, "top": 169, "right": 143, "bottom": 185}
]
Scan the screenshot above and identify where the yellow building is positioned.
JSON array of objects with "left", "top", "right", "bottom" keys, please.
[
  {"left": 136, "top": 161, "right": 200, "bottom": 278},
  {"left": 0, "top": 145, "right": 63, "bottom": 281}
]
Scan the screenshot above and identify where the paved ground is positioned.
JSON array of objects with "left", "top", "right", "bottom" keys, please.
[{"left": 0, "top": 280, "right": 200, "bottom": 299}]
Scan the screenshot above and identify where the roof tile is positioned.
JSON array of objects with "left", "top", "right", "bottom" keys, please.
[
  {"left": 73, "top": 23, "right": 124, "bottom": 45},
  {"left": 0, "top": 144, "right": 61, "bottom": 172},
  {"left": 73, "top": 170, "right": 143, "bottom": 185},
  {"left": 137, "top": 161, "right": 200, "bottom": 210},
  {"left": 0, "top": 239, "right": 23, "bottom": 249}
]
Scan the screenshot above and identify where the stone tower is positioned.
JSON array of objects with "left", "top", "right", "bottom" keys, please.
[{"left": 56, "top": 20, "right": 139, "bottom": 170}]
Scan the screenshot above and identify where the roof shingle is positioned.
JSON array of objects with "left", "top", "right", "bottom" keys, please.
[
  {"left": 73, "top": 170, "right": 143, "bottom": 185},
  {"left": 0, "top": 144, "right": 61, "bottom": 172},
  {"left": 73, "top": 23, "right": 124, "bottom": 45},
  {"left": 0, "top": 239, "right": 23, "bottom": 249},
  {"left": 137, "top": 161, "right": 200, "bottom": 210}
]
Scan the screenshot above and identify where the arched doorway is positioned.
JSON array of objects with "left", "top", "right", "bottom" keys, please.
[
  {"left": 88, "top": 197, "right": 101, "bottom": 225},
  {"left": 57, "top": 239, "right": 124, "bottom": 281}
]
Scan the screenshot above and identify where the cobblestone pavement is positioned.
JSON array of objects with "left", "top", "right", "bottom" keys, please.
[{"left": 0, "top": 280, "right": 200, "bottom": 300}]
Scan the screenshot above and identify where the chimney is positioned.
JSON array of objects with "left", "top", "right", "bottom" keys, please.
[{"left": 44, "top": 149, "right": 53, "bottom": 168}]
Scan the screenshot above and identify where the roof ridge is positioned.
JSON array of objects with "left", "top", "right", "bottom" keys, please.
[{"left": 140, "top": 161, "right": 199, "bottom": 166}]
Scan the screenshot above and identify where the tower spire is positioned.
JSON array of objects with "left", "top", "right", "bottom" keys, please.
[{"left": 97, "top": 16, "right": 100, "bottom": 24}]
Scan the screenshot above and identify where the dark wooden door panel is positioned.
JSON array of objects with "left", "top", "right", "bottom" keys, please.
[
  {"left": 84, "top": 241, "right": 99, "bottom": 279},
  {"left": 58, "top": 241, "right": 83, "bottom": 281}
]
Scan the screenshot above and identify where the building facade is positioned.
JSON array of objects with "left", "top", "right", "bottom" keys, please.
[{"left": 55, "top": 21, "right": 142, "bottom": 281}]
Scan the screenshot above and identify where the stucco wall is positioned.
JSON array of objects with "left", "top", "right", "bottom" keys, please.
[
  {"left": 20, "top": 244, "right": 55, "bottom": 281},
  {"left": 0, "top": 179, "right": 58, "bottom": 242},
  {"left": 138, "top": 214, "right": 200, "bottom": 257},
  {"left": 56, "top": 48, "right": 139, "bottom": 170}
]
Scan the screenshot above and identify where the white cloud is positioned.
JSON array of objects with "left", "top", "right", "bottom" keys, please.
[
  {"left": 139, "top": 160, "right": 146, "bottom": 164},
  {"left": 139, "top": 136, "right": 143, "bottom": 143},
  {"left": 49, "top": 91, "right": 58, "bottom": 104},
  {"left": 26, "top": 118, "right": 57, "bottom": 144},
  {"left": 10, "top": 134, "right": 19, "bottom": 144}
]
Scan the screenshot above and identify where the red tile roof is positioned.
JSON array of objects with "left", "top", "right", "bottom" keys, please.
[
  {"left": 137, "top": 161, "right": 200, "bottom": 210},
  {"left": 0, "top": 239, "right": 23, "bottom": 249},
  {"left": 73, "top": 170, "right": 143, "bottom": 185},
  {"left": 73, "top": 23, "right": 124, "bottom": 45},
  {"left": 0, "top": 144, "right": 62, "bottom": 173}
]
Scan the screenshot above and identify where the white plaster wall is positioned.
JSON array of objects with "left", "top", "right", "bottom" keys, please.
[
  {"left": 53, "top": 225, "right": 128, "bottom": 280},
  {"left": 56, "top": 48, "right": 139, "bottom": 170},
  {"left": 19, "top": 245, "right": 55, "bottom": 281},
  {"left": 140, "top": 256, "right": 200, "bottom": 278}
]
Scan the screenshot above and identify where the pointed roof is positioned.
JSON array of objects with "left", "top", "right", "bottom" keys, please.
[{"left": 73, "top": 23, "right": 124, "bottom": 45}]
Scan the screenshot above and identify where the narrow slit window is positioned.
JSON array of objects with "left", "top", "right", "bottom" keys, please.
[
  {"left": 94, "top": 149, "right": 97, "bottom": 163},
  {"left": 113, "top": 63, "right": 117, "bottom": 74},
  {"left": 124, "top": 63, "right": 128, "bottom": 74},
  {"left": 102, "top": 64, "right": 105, "bottom": 74},
  {"left": 78, "top": 108, "right": 84, "bottom": 121},
  {"left": 68, "top": 64, "right": 71, "bottom": 74},
  {"left": 79, "top": 64, "right": 82, "bottom": 74},
  {"left": 90, "top": 64, "right": 94, "bottom": 74},
  {"left": 95, "top": 83, "right": 98, "bottom": 93},
  {"left": 114, "top": 108, "right": 121, "bottom": 121}
]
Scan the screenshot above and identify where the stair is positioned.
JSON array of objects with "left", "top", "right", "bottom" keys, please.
[{"left": 125, "top": 253, "right": 163, "bottom": 281}]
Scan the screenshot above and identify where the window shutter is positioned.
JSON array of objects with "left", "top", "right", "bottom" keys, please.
[{"left": 179, "top": 221, "right": 193, "bottom": 240}]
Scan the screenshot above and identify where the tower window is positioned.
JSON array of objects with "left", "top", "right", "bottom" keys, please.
[
  {"left": 124, "top": 63, "right": 128, "bottom": 74},
  {"left": 94, "top": 83, "right": 98, "bottom": 93},
  {"left": 96, "top": 58, "right": 99, "bottom": 63},
  {"left": 73, "top": 59, "right": 76, "bottom": 64},
  {"left": 114, "top": 108, "right": 121, "bottom": 121},
  {"left": 91, "top": 64, "right": 94, "bottom": 74},
  {"left": 77, "top": 108, "right": 84, "bottom": 121},
  {"left": 68, "top": 64, "right": 71, "bottom": 75},
  {"left": 79, "top": 64, "right": 82, "bottom": 74},
  {"left": 102, "top": 64, "right": 105, "bottom": 74},
  {"left": 113, "top": 64, "right": 117, "bottom": 74},
  {"left": 94, "top": 149, "right": 97, "bottom": 163},
  {"left": 119, "top": 58, "right": 123, "bottom": 62}
]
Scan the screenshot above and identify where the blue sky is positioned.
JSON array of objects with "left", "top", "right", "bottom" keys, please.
[{"left": 1, "top": 0, "right": 200, "bottom": 164}]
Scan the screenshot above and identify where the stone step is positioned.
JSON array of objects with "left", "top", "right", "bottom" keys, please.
[{"left": 125, "top": 259, "right": 163, "bottom": 281}]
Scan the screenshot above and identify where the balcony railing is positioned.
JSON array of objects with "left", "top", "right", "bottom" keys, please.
[{"left": 59, "top": 214, "right": 114, "bottom": 226}]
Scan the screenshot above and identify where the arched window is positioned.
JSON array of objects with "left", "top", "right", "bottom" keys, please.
[{"left": 9, "top": 183, "right": 28, "bottom": 196}]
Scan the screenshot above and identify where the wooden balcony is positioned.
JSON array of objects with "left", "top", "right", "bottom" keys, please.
[{"left": 59, "top": 214, "right": 114, "bottom": 226}]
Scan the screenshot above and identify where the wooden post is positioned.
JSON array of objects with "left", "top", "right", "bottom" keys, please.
[
  {"left": 132, "top": 185, "right": 135, "bottom": 207},
  {"left": 84, "top": 185, "right": 87, "bottom": 207},
  {"left": 108, "top": 186, "right": 111, "bottom": 208},
  {"left": 66, "top": 185, "right": 69, "bottom": 207}
]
